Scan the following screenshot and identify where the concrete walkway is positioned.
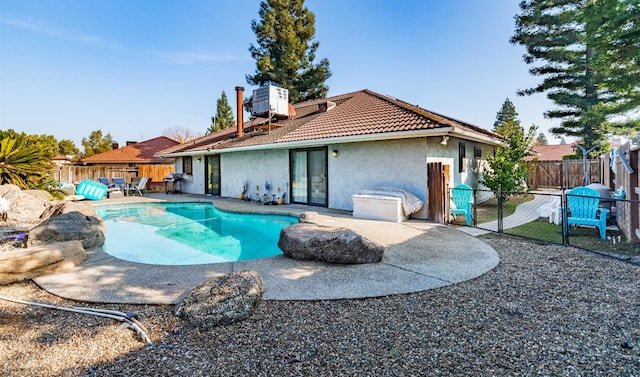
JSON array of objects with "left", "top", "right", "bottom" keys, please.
[
  {"left": 34, "top": 195, "right": 500, "bottom": 304},
  {"left": 458, "top": 193, "right": 560, "bottom": 237}
]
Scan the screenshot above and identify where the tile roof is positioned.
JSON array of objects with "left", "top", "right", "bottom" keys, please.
[
  {"left": 82, "top": 136, "right": 179, "bottom": 164},
  {"left": 527, "top": 144, "right": 576, "bottom": 161},
  {"left": 156, "top": 89, "right": 502, "bottom": 156}
]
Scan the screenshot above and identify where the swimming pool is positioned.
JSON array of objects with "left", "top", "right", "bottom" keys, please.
[{"left": 95, "top": 202, "right": 298, "bottom": 265}]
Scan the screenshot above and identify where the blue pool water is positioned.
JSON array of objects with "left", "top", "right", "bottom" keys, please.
[{"left": 95, "top": 202, "right": 298, "bottom": 265}]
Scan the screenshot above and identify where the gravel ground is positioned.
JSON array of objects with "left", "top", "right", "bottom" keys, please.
[{"left": 1, "top": 237, "right": 639, "bottom": 376}]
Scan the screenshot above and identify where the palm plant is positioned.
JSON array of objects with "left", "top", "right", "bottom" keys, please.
[{"left": 0, "top": 134, "right": 54, "bottom": 189}]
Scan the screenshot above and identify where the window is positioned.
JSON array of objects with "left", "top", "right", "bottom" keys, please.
[
  {"left": 458, "top": 142, "right": 466, "bottom": 172},
  {"left": 474, "top": 146, "right": 482, "bottom": 158},
  {"left": 182, "top": 156, "right": 193, "bottom": 175}
]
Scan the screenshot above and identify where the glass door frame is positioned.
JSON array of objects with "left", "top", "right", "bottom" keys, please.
[
  {"left": 204, "top": 154, "right": 221, "bottom": 195},
  {"left": 289, "top": 147, "right": 328, "bottom": 207}
]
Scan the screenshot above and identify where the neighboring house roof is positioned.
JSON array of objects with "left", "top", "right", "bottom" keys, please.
[
  {"left": 52, "top": 154, "right": 72, "bottom": 161},
  {"left": 82, "top": 136, "right": 179, "bottom": 164},
  {"left": 157, "top": 89, "right": 503, "bottom": 157},
  {"left": 527, "top": 144, "right": 575, "bottom": 161}
]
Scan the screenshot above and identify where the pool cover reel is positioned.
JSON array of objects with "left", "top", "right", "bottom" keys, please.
[{"left": 0, "top": 294, "right": 153, "bottom": 346}]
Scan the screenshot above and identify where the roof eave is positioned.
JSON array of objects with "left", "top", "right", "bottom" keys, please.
[{"left": 156, "top": 126, "right": 505, "bottom": 158}]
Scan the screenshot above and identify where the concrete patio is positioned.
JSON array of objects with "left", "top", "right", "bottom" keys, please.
[{"left": 34, "top": 194, "right": 500, "bottom": 304}]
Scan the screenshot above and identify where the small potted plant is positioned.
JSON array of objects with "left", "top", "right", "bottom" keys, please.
[
  {"left": 238, "top": 182, "right": 247, "bottom": 200},
  {"left": 277, "top": 187, "right": 286, "bottom": 205}
]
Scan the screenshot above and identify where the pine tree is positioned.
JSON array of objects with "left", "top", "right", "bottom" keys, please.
[
  {"left": 586, "top": 0, "right": 640, "bottom": 131},
  {"left": 482, "top": 99, "right": 536, "bottom": 194},
  {"left": 246, "top": 0, "right": 331, "bottom": 103},
  {"left": 534, "top": 132, "right": 548, "bottom": 146},
  {"left": 208, "top": 91, "right": 236, "bottom": 134},
  {"left": 493, "top": 98, "right": 518, "bottom": 135},
  {"left": 511, "top": 0, "right": 639, "bottom": 156}
]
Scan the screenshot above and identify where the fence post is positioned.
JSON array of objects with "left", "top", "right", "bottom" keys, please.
[
  {"left": 561, "top": 187, "right": 568, "bottom": 245},
  {"left": 497, "top": 185, "right": 503, "bottom": 234},
  {"left": 473, "top": 189, "right": 477, "bottom": 227}
]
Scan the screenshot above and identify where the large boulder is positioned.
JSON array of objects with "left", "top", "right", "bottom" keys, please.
[
  {"left": 175, "top": 271, "right": 263, "bottom": 329},
  {"left": 0, "top": 184, "right": 53, "bottom": 225},
  {"left": 0, "top": 240, "right": 86, "bottom": 285},
  {"left": 278, "top": 223, "right": 384, "bottom": 264},
  {"left": 27, "top": 201, "right": 106, "bottom": 249}
]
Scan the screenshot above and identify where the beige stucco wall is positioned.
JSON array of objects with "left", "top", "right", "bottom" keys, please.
[
  {"left": 328, "top": 138, "right": 429, "bottom": 218},
  {"left": 221, "top": 149, "right": 290, "bottom": 201}
]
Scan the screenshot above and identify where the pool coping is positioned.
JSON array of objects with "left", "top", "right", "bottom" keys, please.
[{"left": 34, "top": 194, "right": 500, "bottom": 304}]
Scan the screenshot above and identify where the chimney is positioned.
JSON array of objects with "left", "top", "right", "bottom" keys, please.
[
  {"left": 111, "top": 142, "right": 119, "bottom": 150},
  {"left": 235, "top": 86, "right": 244, "bottom": 138}
]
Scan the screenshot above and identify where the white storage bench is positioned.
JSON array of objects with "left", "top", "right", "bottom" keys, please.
[{"left": 352, "top": 194, "right": 408, "bottom": 222}]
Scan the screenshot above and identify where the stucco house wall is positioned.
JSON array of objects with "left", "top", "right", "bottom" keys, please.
[
  {"left": 221, "top": 149, "right": 290, "bottom": 200},
  {"left": 328, "top": 138, "right": 428, "bottom": 218},
  {"left": 172, "top": 135, "right": 495, "bottom": 220}
]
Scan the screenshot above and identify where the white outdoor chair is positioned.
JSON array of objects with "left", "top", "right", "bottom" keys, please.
[{"left": 127, "top": 177, "right": 149, "bottom": 196}]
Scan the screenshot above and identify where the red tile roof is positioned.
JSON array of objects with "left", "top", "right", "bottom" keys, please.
[
  {"left": 157, "top": 89, "right": 502, "bottom": 156},
  {"left": 82, "top": 136, "right": 179, "bottom": 163},
  {"left": 528, "top": 144, "right": 576, "bottom": 161}
]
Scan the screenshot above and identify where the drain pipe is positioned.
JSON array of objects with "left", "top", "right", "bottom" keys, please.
[{"left": 0, "top": 294, "right": 153, "bottom": 346}]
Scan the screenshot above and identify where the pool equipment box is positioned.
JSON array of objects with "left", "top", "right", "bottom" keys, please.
[{"left": 352, "top": 194, "right": 408, "bottom": 222}]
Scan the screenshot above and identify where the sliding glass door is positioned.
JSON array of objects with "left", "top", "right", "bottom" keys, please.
[
  {"left": 290, "top": 147, "right": 327, "bottom": 206},
  {"left": 205, "top": 154, "right": 220, "bottom": 195}
]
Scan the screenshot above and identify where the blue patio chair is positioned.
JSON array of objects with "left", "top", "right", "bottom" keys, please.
[
  {"left": 450, "top": 184, "right": 473, "bottom": 225},
  {"left": 566, "top": 186, "right": 609, "bottom": 239},
  {"left": 98, "top": 177, "right": 112, "bottom": 187},
  {"left": 112, "top": 177, "right": 126, "bottom": 191}
]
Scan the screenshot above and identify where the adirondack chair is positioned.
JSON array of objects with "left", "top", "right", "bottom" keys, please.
[
  {"left": 450, "top": 184, "right": 473, "bottom": 225},
  {"left": 126, "top": 176, "right": 148, "bottom": 196},
  {"left": 566, "top": 186, "right": 609, "bottom": 239}
]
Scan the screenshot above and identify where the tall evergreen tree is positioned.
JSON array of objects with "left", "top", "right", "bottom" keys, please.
[
  {"left": 586, "top": 0, "right": 640, "bottom": 131},
  {"left": 534, "top": 132, "right": 548, "bottom": 146},
  {"left": 246, "top": 0, "right": 331, "bottom": 103},
  {"left": 511, "top": 0, "right": 639, "bottom": 156},
  {"left": 493, "top": 98, "right": 519, "bottom": 134},
  {"left": 207, "top": 91, "right": 236, "bottom": 134},
  {"left": 482, "top": 99, "right": 537, "bottom": 194}
]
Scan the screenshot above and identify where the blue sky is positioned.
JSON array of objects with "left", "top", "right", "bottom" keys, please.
[{"left": 0, "top": 0, "right": 566, "bottom": 148}]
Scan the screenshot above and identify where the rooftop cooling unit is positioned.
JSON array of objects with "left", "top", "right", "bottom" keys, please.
[{"left": 251, "top": 85, "right": 289, "bottom": 118}]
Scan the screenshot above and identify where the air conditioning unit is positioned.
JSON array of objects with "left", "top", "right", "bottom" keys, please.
[{"left": 251, "top": 85, "right": 289, "bottom": 118}]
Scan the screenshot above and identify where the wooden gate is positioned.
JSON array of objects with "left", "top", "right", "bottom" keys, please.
[{"left": 427, "top": 162, "right": 447, "bottom": 223}]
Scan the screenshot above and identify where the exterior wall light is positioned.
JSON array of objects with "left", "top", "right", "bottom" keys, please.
[{"left": 332, "top": 150, "right": 338, "bottom": 158}]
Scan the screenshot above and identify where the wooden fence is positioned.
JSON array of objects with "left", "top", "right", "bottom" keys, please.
[
  {"left": 527, "top": 159, "right": 601, "bottom": 189},
  {"left": 52, "top": 163, "right": 175, "bottom": 191}
]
